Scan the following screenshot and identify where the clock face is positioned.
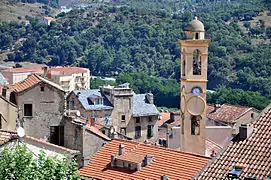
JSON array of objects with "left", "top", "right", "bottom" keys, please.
[{"left": 191, "top": 87, "right": 202, "bottom": 96}]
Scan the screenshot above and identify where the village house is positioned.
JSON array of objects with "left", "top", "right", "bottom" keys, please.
[
  {"left": 3, "top": 73, "right": 66, "bottom": 143},
  {"left": 63, "top": 115, "right": 111, "bottom": 166},
  {"left": 42, "top": 17, "right": 56, "bottom": 25},
  {"left": 206, "top": 104, "right": 260, "bottom": 134},
  {"left": 1, "top": 74, "right": 111, "bottom": 166},
  {"left": 0, "top": 129, "right": 80, "bottom": 161},
  {"left": 0, "top": 95, "right": 17, "bottom": 130},
  {"left": 45, "top": 66, "right": 90, "bottom": 92},
  {"left": 194, "top": 104, "right": 271, "bottom": 179},
  {"left": 67, "top": 83, "right": 160, "bottom": 143},
  {"left": 76, "top": 139, "right": 210, "bottom": 179},
  {"left": 0, "top": 66, "right": 44, "bottom": 84},
  {"left": 0, "top": 66, "right": 90, "bottom": 92}
]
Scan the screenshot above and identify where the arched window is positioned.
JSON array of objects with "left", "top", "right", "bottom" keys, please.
[
  {"left": 193, "top": 49, "right": 201, "bottom": 75},
  {"left": 182, "top": 49, "right": 186, "bottom": 76},
  {"left": 195, "top": 32, "right": 199, "bottom": 39},
  {"left": 191, "top": 116, "right": 201, "bottom": 135}
]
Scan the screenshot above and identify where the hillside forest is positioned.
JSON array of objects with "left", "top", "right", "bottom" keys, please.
[{"left": 0, "top": 0, "right": 270, "bottom": 110}]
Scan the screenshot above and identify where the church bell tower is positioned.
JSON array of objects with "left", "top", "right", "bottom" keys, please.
[{"left": 179, "top": 17, "right": 210, "bottom": 155}]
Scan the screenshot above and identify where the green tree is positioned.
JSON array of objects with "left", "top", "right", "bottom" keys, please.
[{"left": 0, "top": 144, "right": 80, "bottom": 180}]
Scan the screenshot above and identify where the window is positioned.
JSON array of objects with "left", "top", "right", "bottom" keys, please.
[
  {"left": 24, "top": 104, "right": 33, "bottom": 117},
  {"left": 71, "top": 99, "right": 75, "bottom": 109},
  {"left": 2, "top": 88, "right": 6, "bottom": 98},
  {"left": 147, "top": 125, "right": 154, "bottom": 138},
  {"left": 120, "top": 128, "right": 126, "bottom": 135},
  {"left": 121, "top": 115, "right": 125, "bottom": 121},
  {"left": 182, "top": 49, "right": 186, "bottom": 76},
  {"left": 191, "top": 116, "right": 201, "bottom": 135},
  {"left": 251, "top": 113, "right": 254, "bottom": 118},
  {"left": 193, "top": 49, "right": 201, "bottom": 75},
  {"left": 135, "top": 126, "right": 141, "bottom": 138},
  {"left": 0, "top": 114, "right": 2, "bottom": 129},
  {"left": 40, "top": 85, "right": 44, "bottom": 92},
  {"left": 136, "top": 117, "right": 140, "bottom": 123},
  {"left": 50, "top": 126, "right": 64, "bottom": 146},
  {"left": 195, "top": 32, "right": 199, "bottom": 39},
  {"left": 148, "top": 116, "right": 152, "bottom": 122}
]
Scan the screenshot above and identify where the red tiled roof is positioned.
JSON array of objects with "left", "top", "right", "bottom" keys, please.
[
  {"left": 72, "top": 116, "right": 110, "bottom": 141},
  {"left": 207, "top": 104, "right": 252, "bottom": 123},
  {"left": 0, "top": 129, "right": 17, "bottom": 145},
  {"left": 77, "top": 139, "right": 210, "bottom": 179},
  {"left": 2, "top": 67, "right": 43, "bottom": 73},
  {"left": 158, "top": 112, "right": 170, "bottom": 126},
  {"left": 48, "top": 67, "right": 88, "bottom": 75},
  {"left": 116, "top": 152, "right": 145, "bottom": 164},
  {"left": 86, "top": 126, "right": 111, "bottom": 141},
  {"left": 7, "top": 73, "right": 41, "bottom": 92},
  {"left": 6, "top": 74, "right": 64, "bottom": 93},
  {"left": 195, "top": 104, "right": 271, "bottom": 179}
]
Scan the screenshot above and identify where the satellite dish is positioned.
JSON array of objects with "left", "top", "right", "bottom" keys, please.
[
  {"left": 76, "top": 110, "right": 80, "bottom": 117},
  {"left": 17, "top": 127, "right": 25, "bottom": 138}
]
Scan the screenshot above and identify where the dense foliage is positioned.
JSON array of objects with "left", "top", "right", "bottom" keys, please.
[
  {"left": 0, "top": 143, "right": 79, "bottom": 179},
  {"left": 0, "top": 0, "right": 270, "bottom": 109}
]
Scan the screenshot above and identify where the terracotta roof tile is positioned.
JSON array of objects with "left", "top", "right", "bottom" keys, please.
[
  {"left": 77, "top": 139, "right": 210, "bottom": 179},
  {"left": 207, "top": 104, "right": 252, "bottom": 123},
  {"left": 6, "top": 74, "right": 64, "bottom": 92},
  {"left": 195, "top": 104, "right": 271, "bottom": 179},
  {"left": 116, "top": 152, "right": 145, "bottom": 164},
  {"left": 48, "top": 67, "right": 88, "bottom": 75},
  {"left": 2, "top": 67, "right": 43, "bottom": 73},
  {"left": 7, "top": 74, "right": 41, "bottom": 92},
  {"left": 158, "top": 112, "right": 170, "bottom": 126}
]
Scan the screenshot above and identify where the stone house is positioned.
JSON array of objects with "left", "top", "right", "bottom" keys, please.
[
  {"left": 0, "top": 95, "right": 17, "bottom": 130},
  {"left": 3, "top": 74, "right": 66, "bottom": 144},
  {"left": 67, "top": 84, "right": 160, "bottom": 143},
  {"left": 207, "top": 104, "right": 260, "bottom": 134},
  {"left": 63, "top": 115, "right": 111, "bottom": 166}
]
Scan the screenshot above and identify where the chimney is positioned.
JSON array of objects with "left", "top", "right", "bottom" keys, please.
[
  {"left": 119, "top": 144, "right": 125, "bottom": 156},
  {"left": 42, "top": 66, "right": 48, "bottom": 77},
  {"left": 136, "top": 162, "right": 142, "bottom": 171},
  {"left": 143, "top": 155, "right": 153, "bottom": 166},
  {"left": 146, "top": 93, "right": 154, "bottom": 104},
  {"left": 90, "top": 117, "right": 95, "bottom": 126},
  {"left": 170, "top": 111, "right": 180, "bottom": 122},
  {"left": 161, "top": 175, "right": 168, "bottom": 180},
  {"left": 239, "top": 123, "right": 253, "bottom": 140}
]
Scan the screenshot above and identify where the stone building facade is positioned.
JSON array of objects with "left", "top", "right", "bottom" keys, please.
[
  {"left": 0, "top": 95, "right": 17, "bottom": 130},
  {"left": 4, "top": 74, "right": 66, "bottom": 144},
  {"left": 67, "top": 84, "right": 160, "bottom": 143}
]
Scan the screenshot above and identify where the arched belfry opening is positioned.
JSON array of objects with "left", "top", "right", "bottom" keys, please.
[
  {"left": 193, "top": 49, "right": 201, "bottom": 75},
  {"left": 191, "top": 116, "right": 201, "bottom": 135},
  {"left": 182, "top": 49, "right": 186, "bottom": 76}
]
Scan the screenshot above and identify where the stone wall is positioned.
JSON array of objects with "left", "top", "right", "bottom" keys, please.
[
  {"left": 18, "top": 82, "right": 66, "bottom": 139},
  {"left": 0, "top": 96, "right": 17, "bottom": 130}
]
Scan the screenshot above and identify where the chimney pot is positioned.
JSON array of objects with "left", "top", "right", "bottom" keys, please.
[
  {"left": 161, "top": 175, "right": 168, "bottom": 180},
  {"left": 90, "top": 117, "right": 95, "bottom": 126},
  {"left": 119, "top": 144, "right": 125, "bottom": 156},
  {"left": 145, "top": 93, "right": 154, "bottom": 104},
  {"left": 144, "top": 155, "right": 153, "bottom": 166}
]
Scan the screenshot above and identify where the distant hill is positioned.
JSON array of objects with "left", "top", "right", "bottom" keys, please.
[{"left": 0, "top": 0, "right": 57, "bottom": 22}]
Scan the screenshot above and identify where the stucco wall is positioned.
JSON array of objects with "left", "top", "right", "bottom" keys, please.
[
  {"left": 0, "top": 96, "right": 17, "bottom": 130},
  {"left": 126, "top": 116, "right": 158, "bottom": 143},
  {"left": 18, "top": 82, "right": 65, "bottom": 139}
]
